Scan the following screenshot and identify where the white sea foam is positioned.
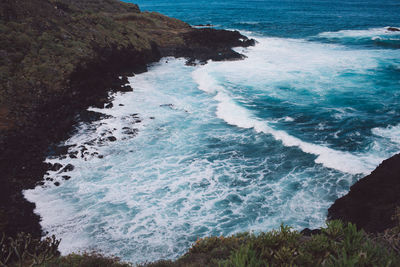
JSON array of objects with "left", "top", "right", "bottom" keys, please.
[
  {"left": 214, "top": 89, "right": 377, "bottom": 175},
  {"left": 372, "top": 124, "right": 400, "bottom": 145},
  {"left": 24, "top": 57, "right": 358, "bottom": 264},
  {"left": 191, "top": 35, "right": 391, "bottom": 175},
  {"left": 23, "top": 31, "right": 400, "bottom": 265},
  {"left": 318, "top": 27, "right": 400, "bottom": 39}
]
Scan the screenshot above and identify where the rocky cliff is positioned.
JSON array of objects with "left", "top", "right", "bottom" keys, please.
[
  {"left": 0, "top": 0, "right": 254, "bottom": 238},
  {"left": 328, "top": 153, "right": 400, "bottom": 233}
]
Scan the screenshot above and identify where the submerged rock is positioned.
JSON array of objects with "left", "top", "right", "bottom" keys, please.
[{"left": 62, "top": 175, "right": 71, "bottom": 180}]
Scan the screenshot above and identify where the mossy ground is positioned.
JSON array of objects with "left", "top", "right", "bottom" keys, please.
[{"left": 0, "top": 0, "right": 190, "bottom": 129}]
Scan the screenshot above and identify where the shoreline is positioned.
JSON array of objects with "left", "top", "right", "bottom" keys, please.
[
  {"left": 0, "top": 0, "right": 254, "bottom": 239},
  {"left": 1, "top": 0, "right": 399, "bottom": 259}
]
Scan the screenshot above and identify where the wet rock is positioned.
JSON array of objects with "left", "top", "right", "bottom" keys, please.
[
  {"left": 194, "top": 23, "right": 214, "bottom": 27},
  {"left": 78, "top": 110, "right": 108, "bottom": 123},
  {"left": 84, "top": 139, "right": 96, "bottom": 146},
  {"left": 123, "top": 128, "right": 138, "bottom": 136},
  {"left": 47, "top": 144, "right": 75, "bottom": 158},
  {"left": 49, "top": 163, "right": 63, "bottom": 172},
  {"left": 69, "top": 151, "right": 78, "bottom": 158},
  {"left": 59, "top": 164, "right": 74, "bottom": 173},
  {"left": 79, "top": 146, "right": 88, "bottom": 154},
  {"left": 107, "top": 136, "right": 117, "bottom": 142},
  {"left": 120, "top": 85, "right": 133, "bottom": 92},
  {"left": 387, "top": 27, "right": 400, "bottom": 32},
  {"left": 105, "top": 103, "right": 113, "bottom": 109},
  {"left": 54, "top": 182, "right": 60, "bottom": 186}
]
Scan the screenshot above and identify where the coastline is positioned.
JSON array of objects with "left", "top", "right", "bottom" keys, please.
[
  {"left": 0, "top": 0, "right": 254, "bottom": 238},
  {"left": 1, "top": 0, "right": 399, "bottom": 260}
]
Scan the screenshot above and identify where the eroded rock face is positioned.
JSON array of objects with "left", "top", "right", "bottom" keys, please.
[{"left": 328, "top": 153, "right": 400, "bottom": 233}]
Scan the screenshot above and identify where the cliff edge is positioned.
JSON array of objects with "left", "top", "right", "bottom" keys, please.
[{"left": 328, "top": 153, "right": 400, "bottom": 233}]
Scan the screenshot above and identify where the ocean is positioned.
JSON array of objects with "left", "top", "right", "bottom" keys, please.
[{"left": 24, "top": 0, "right": 400, "bottom": 263}]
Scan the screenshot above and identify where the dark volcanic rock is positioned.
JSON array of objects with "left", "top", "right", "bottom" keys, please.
[
  {"left": 300, "top": 228, "right": 322, "bottom": 236},
  {"left": 107, "top": 136, "right": 117, "bottom": 142},
  {"left": 387, "top": 27, "right": 400, "bottom": 32},
  {"left": 59, "top": 164, "right": 75, "bottom": 173},
  {"left": 49, "top": 163, "right": 63, "bottom": 172},
  {"left": 328, "top": 153, "right": 400, "bottom": 233},
  {"left": 194, "top": 23, "right": 214, "bottom": 27},
  {"left": 160, "top": 28, "right": 255, "bottom": 64}
]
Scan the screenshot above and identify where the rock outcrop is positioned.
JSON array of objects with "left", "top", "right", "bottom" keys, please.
[
  {"left": 387, "top": 27, "right": 400, "bottom": 32},
  {"left": 328, "top": 153, "right": 400, "bottom": 233}
]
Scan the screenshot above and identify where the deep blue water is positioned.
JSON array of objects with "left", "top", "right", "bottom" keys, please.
[
  {"left": 132, "top": 0, "right": 400, "bottom": 39},
  {"left": 25, "top": 0, "right": 400, "bottom": 264}
]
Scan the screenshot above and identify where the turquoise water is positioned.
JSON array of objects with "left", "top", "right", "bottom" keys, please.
[{"left": 25, "top": 0, "right": 400, "bottom": 264}]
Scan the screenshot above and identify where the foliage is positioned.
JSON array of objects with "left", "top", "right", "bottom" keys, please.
[
  {"left": 0, "top": 0, "right": 190, "bottom": 128},
  {"left": 142, "top": 221, "right": 400, "bottom": 267},
  {"left": 0, "top": 232, "right": 60, "bottom": 267},
  {"left": 2, "top": 220, "right": 400, "bottom": 266},
  {"left": 40, "top": 252, "right": 131, "bottom": 267}
]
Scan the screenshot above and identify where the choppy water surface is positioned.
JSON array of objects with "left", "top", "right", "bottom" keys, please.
[{"left": 25, "top": 0, "right": 400, "bottom": 264}]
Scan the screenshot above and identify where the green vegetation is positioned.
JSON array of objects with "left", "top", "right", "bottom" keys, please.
[
  {"left": 0, "top": 232, "right": 59, "bottom": 266},
  {"left": 2, "top": 220, "right": 399, "bottom": 266},
  {"left": 39, "top": 253, "right": 131, "bottom": 267},
  {"left": 144, "top": 220, "right": 400, "bottom": 267},
  {"left": 0, "top": 0, "right": 191, "bottom": 129}
]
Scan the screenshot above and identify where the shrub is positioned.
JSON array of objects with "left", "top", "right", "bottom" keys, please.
[
  {"left": 0, "top": 232, "right": 60, "bottom": 266},
  {"left": 161, "top": 221, "right": 400, "bottom": 267}
]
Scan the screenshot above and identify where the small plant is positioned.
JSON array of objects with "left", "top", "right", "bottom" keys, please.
[
  {"left": 0, "top": 232, "right": 60, "bottom": 267},
  {"left": 157, "top": 220, "right": 400, "bottom": 267}
]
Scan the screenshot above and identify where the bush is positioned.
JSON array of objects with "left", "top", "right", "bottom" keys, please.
[
  {"left": 41, "top": 252, "right": 132, "bottom": 267},
  {"left": 0, "top": 232, "right": 60, "bottom": 266},
  {"left": 159, "top": 221, "right": 400, "bottom": 267}
]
